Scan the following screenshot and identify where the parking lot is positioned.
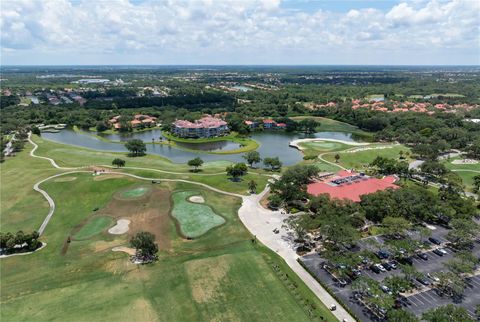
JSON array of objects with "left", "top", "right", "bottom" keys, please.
[
  {"left": 405, "top": 275, "right": 480, "bottom": 319},
  {"left": 300, "top": 223, "right": 480, "bottom": 321}
]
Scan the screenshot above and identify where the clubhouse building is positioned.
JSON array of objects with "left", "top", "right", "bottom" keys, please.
[
  {"left": 172, "top": 115, "right": 229, "bottom": 138},
  {"left": 307, "top": 170, "right": 399, "bottom": 202}
]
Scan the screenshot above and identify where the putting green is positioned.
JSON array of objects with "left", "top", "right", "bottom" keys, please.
[
  {"left": 121, "top": 186, "right": 150, "bottom": 198},
  {"left": 171, "top": 191, "right": 225, "bottom": 238},
  {"left": 74, "top": 216, "right": 114, "bottom": 240}
]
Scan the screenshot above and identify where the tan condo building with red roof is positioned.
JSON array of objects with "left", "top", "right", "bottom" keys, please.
[{"left": 172, "top": 115, "right": 229, "bottom": 138}]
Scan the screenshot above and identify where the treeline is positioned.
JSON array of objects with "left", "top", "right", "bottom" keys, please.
[{"left": 84, "top": 91, "right": 235, "bottom": 110}]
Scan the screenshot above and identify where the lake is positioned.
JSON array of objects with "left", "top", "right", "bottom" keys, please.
[{"left": 41, "top": 129, "right": 358, "bottom": 165}]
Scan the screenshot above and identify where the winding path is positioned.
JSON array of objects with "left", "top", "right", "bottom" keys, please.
[
  {"left": 239, "top": 186, "right": 354, "bottom": 322},
  {"left": 25, "top": 133, "right": 356, "bottom": 321}
]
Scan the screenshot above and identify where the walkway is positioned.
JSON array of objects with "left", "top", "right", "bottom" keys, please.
[{"left": 238, "top": 186, "right": 354, "bottom": 322}]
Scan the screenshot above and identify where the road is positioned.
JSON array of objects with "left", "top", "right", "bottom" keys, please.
[{"left": 238, "top": 184, "right": 354, "bottom": 322}]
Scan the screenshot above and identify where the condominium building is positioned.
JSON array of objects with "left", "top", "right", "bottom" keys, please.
[{"left": 172, "top": 115, "right": 229, "bottom": 138}]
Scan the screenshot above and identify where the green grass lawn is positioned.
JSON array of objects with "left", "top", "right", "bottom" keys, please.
[
  {"left": 323, "top": 144, "right": 411, "bottom": 170},
  {"left": 162, "top": 131, "right": 260, "bottom": 155},
  {"left": 0, "top": 142, "right": 60, "bottom": 232},
  {"left": 31, "top": 136, "right": 270, "bottom": 194},
  {"left": 74, "top": 216, "right": 113, "bottom": 240},
  {"left": 290, "top": 115, "right": 373, "bottom": 140},
  {"left": 1, "top": 171, "right": 336, "bottom": 322},
  {"left": 443, "top": 158, "right": 480, "bottom": 191},
  {"left": 171, "top": 191, "right": 225, "bottom": 238},
  {"left": 120, "top": 186, "right": 150, "bottom": 198}
]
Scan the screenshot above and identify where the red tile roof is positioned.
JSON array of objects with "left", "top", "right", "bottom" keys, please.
[
  {"left": 174, "top": 116, "right": 227, "bottom": 129},
  {"left": 307, "top": 170, "right": 399, "bottom": 202}
]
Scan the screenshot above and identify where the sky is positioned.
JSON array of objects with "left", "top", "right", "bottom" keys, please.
[{"left": 1, "top": 0, "right": 479, "bottom": 65}]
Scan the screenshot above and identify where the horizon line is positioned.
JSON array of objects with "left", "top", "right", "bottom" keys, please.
[{"left": 1, "top": 64, "right": 479, "bottom": 68}]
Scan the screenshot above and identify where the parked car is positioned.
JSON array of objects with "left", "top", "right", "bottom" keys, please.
[
  {"left": 417, "top": 252, "right": 428, "bottom": 260},
  {"left": 429, "top": 237, "right": 442, "bottom": 245},
  {"left": 427, "top": 273, "right": 440, "bottom": 282},
  {"left": 381, "top": 285, "right": 392, "bottom": 295},
  {"left": 438, "top": 248, "right": 448, "bottom": 255},
  {"left": 433, "top": 248, "right": 445, "bottom": 256},
  {"left": 337, "top": 278, "right": 348, "bottom": 287},
  {"left": 389, "top": 260, "right": 398, "bottom": 269},
  {"left": 382, "top": 262, "right": 392, "bottom": 271},
  {"left": 416, "top": 276, "right": 431, "bottom": 286},
  {"left": 376, "top": 250, "right": 390, "bottom": 259},
  {"left": 399, "top": 257, "right": 413, "bottom": 265},
  {"left": 376, "top": 263, "right": 386, "bottom": 272},
  {"left": 370, "top": 264, "right": 381, "bottom": 274}
]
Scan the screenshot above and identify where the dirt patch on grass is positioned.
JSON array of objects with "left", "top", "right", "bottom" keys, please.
[
  {"left": 60, "top": 236, "right": 71, "bottom": 255},
  {"left": 54, "top": 176, "right": 77, "bottom": 182},
  {"left": 186, "top": 254, "right": 231, "bottom": 303},
  {"left": 131, "top": 298, "right": 159, "bottom": 322},
  {"left": 112, "top": 246, "right": 136, "bottom": 256},
  {"left": 260, "top": 191, "right": 271, "bottom": 209},
  {"left": 99, "top": 187, "right": 172, "bottom": 250},
  {"left": 93, "top": 174, "right": 125, "bottom": 181}
]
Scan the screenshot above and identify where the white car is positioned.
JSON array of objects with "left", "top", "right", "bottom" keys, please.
[
  {"left": 427, "top": 273, "right": 440, "bottom": 282},
  {"left": 438, "top": 248, "right": 448, "bottom": 255},
  {"left": 376, "top": 263, "right": 386, "bottom": 272}
]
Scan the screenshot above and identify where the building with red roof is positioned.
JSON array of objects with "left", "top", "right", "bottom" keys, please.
[
  {"left": 307, "top": 170, "right": 399, "bottom": 202},
  {"left": 262, "top": 119, "right": 277, "bottom": 129},
  {"left": 173, "top": 115, "right": 229, "bottom": 138}
]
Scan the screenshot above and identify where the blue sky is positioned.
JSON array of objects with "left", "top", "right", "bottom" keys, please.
[{"left": 1, "top": 0, "right": 479, "bottom": 65}]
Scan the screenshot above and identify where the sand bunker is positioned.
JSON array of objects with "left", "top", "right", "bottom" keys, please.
[
  {"left": 54, "top": 176, "right": 77, "bottom": 182},
  {"left": 108, "top": 219, "right": 131, "bottom": 235},
  {"left": 112, "top": 246, "right": 136, "bottom": 256},
  {"left": 188, "top": 195, "right": 205, "bottom": 203},
  {"left": 452, "top": 159, "right": 478, "bottom": 164}
]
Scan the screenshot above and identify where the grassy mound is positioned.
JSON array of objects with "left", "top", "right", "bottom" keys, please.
[
  {"left": 171, "top": 191, "right": 225, "bottom": 238},
  {"left": 74, "top": 216, "right": 113, "bottom": 240},
  {"left": 121, "top": 186, "right": 149, "bottom": 199}
]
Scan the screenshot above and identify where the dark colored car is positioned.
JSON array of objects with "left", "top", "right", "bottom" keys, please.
[
  {"left": 416, "top": 276, "right": 431, "bottom": 286},
  {"left": 433, "top": 249, "right": 444, "bottom": 256},
  {"left": 389, "top": 260, "right": 398, "bottom": 269},
  {"left": 399, "top": 257, "right": 413, "bottom": 265},
  {"left": 417, "top": 253, "right": 428, "bottom": 260},
  {"left": 376, "top": 250, "right": 390, "bottom": 259},
  {"left": 429, "top": 237, "right": 442, "bottom": 245},
  {"left": 382, "top": 262, "right": 392, "bottom": 271},
  {"left": 370, "top": 264, "right": 381, "bottom": 274}
]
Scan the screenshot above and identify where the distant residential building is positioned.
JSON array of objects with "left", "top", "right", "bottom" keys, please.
[
  {"left": 262, "top": 119, "right": 276, "bottom": 129},
  {"left": 173, "top": 115, "right": 228, "bottom": 138},
  {"left": 109, "top": 114, "right": 157, "bottom": 130},
  {"left": 244, "top": 120, "right": 258, "bottom": 129}
]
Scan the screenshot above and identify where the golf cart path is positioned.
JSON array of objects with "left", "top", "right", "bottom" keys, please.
[
  {"left": 238, "top": 184, "right": 354, "bottom": 322},
  {"left": 27, "top": 133, "right": 355, "bottom": 321}
]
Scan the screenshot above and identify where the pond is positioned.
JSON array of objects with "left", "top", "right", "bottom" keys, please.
[
  {"left": 41, "top": 129, "right": 359, "bottom": 166},
  {"left": 99, "top": 129, "right": 241, "bottom": 152}
]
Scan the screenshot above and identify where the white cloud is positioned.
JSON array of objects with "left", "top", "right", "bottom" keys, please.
[{"left": 0, "top": 0, "right": 478, "bottom": 64}]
